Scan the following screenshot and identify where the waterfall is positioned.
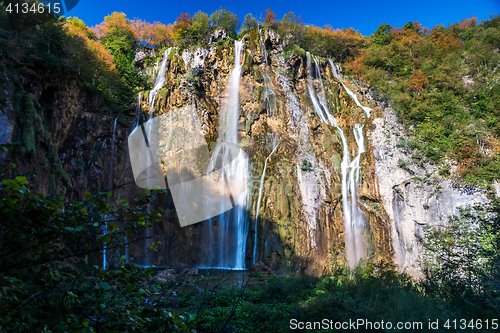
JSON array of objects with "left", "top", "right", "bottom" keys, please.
[
  {"left": 108, "top": 117, "right": 118, "bottom": 192},
  {"left": 306, "top": 52, "right": 367, "bottom": 267},
  {"left": 103, "top": 222, "right": 107, "bottom": 270},
  {"left": 148, "top": 47, "right": 172, "bottom": 112},
  {"left": 263, "top": 74, "right": 277, "bottom": 116},
  {"left": 328, "top": 59, "right": 371, "bottom": 118},
  {"left": 132, "top": 92, "right": 142, "bottom": 132},
  {"left": 253, "top": 139, "right": 279, "bottom": 264},
  {"left": 259, "top": 28, "right": 268, "bottom": 66},
  {"left": 139, "top": 48, "right": 172, "bottom": 266},
  {"left": 208, "top": 40, "right": 249, "bottom": 270},
  {"left": 348, "top": 124, "right": 366, "bottom": 264}
]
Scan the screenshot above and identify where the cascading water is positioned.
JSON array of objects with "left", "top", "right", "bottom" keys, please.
[
  {"left": 328, "top": 59, "right": 371, "bottom": 118},
  {"left": 207, "top": 40, "right": 249, "bottom": 270},
  {"left": 306, "top": 52, "right": 368, "bottom": 267},
  {"left": 140, "top": 48, "right": 171, "bottom": 266},
  {"left": 253, "top": 138, "right": 279, "bottom": 264},
  {"left": 348, "top": 124, "right": 366, "bottom": 264},
  {"left": 148, "top": 48, "right": 171, "bottom": 111},
  {"left": 259, "top": 28, "right": 268, "bottom": 66}
]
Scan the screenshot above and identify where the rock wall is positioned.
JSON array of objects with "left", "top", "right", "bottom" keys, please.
[{"left": 2, "top": 28, "right": 491, "bottom": 276}]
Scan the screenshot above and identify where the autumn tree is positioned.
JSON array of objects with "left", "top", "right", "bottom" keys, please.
[
  {"left": 172, "top": 13, "right": 193, "bottom": 47},
  {"left": 94, "top": 12, "right": 146, "bottom": 101},
  {"left": 131, "top": 19, "right": 173, "bottom": 48},
  {"left": 264, "top": 8, "right": 276, "bottom": 27}
]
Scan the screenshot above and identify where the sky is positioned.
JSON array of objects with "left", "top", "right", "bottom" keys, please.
[{"left": 67, "top": 0, "right": 500, "bottom": 36}]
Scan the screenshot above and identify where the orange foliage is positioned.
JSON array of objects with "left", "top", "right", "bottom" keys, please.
[
  {"left": 131, "top": 19, "right": 173, "bottom": 47},
  {"left": 345, "top": 52, "right": 366, "bottom": 77},
  {"left": 264, "top": 8, "right": 276, "bottom": 25},
  {"left": 429, "top": 27, "right": 463, "bottom": 53},
  {"left": 410, "top": 69, "right": 427, "bottom": 91},
  {"left": 93, "top": 12, "right": 131, "bottom": 38},
  {"left": 172, "top": 13, "right": 192, "bottom": 41},
  {"left": 66, "top": 23, "right": 115, "bottom": 70},
  {"left": 459, "top": 16, "right": 478, "bottom": 29}
]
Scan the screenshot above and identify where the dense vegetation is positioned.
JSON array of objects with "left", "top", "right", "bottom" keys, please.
[{"left": 345, "top": 16, "right": 500, "bottom": 186}]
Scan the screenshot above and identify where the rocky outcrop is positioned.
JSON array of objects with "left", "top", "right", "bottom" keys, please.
[{"left": 369, "top": 107, "right": 489, "bottom": 275}]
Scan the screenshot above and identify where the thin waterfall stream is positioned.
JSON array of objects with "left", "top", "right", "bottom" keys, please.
[
  {"left": 306, "top": 52, "right": 369, "bottom": 267},
  {"left": 253, "top": 139, "right": 279, "bottom": 264}
]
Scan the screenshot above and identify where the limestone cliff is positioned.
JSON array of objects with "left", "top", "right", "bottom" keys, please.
[{"left": 0, "top": 29, "right": 490, "bottom": 276}]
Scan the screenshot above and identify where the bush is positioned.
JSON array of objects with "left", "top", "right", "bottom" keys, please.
[{"left": 0, "top": 151, "right": 199, "bottom": 332}]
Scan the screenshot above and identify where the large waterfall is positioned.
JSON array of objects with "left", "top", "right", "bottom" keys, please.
[
  {"left": 141, "top": 48, "right": 171, "bottom": 266},
  {"left": 207, "top": 40, "right": 249, "bottom": 270},
  {"left": 306, "top": 52, "right": 368, "bottom": 267}
]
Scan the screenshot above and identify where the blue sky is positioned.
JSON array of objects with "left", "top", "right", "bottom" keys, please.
[{"left": 68, "top": 0, "right": 499, "bottom": 36}]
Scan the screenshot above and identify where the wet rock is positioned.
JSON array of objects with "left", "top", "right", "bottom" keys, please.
[
  {"left": 179, "top": 268, "right": 198, "bottom": 276},
  {"left": 250, "top": 262, "right": 272, "bottom": 274},
  {"left": 209, "top": 29, "right": 228, "bottom": 44}
]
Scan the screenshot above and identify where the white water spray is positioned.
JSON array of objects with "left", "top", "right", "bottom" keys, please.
[{"left": 328, "top": 59, "right": 371, "bottom": 118}]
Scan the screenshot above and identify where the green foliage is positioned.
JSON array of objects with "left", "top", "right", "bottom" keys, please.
[
  {"left": 102, "top": 24, "right": 147, "bottom": 101},
  {"left": 372, "top": 23, "right": 393, "bottom": 45},
  {"left": 0, "top": 159, "right": 199, "bottom": 332},
  {"left": 191, "top": 11, "right": 210, "bottom": 42},
  {"left": 210, "top": 7, "right": 239, "bottom": 38},
  {"left": 421, "top": 203, "right": 500, "bottom": 314},
  {"left": 241, "top": 13, "right": 258, "bottom": 32},
  {"left": 398, "top": 158, "right": 412, "bottom": 170},
  {"left": 300, "top": 159, "right": 312, "bottom": 171},
  {"left": 348, "top": 16, "right": 500, "bottom": 185}
]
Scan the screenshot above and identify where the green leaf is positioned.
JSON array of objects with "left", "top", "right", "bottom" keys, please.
[
  {"left": 102, "top": 235, "right": 111, "bottom": 242},
  {"left": 99, "top": 282, "right": 111, "bottom": 290},
  {"left": 124, "top": 284, "right": 134, "bottom": 293}
]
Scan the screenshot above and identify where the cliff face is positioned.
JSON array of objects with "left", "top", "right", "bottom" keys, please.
[{"left": 1, "top": 29, "right": 490, "bottom": 276}]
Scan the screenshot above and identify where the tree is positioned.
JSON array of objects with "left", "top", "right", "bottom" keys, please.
[
  {"left": 264, "top": 8, "right": 276, "bottom": 27},
  {"left": 421, "top": 203, "right": 500, "bottom": 314},
  {"left": 209, "top": 7, "right": 239, "bottom": 38},
  {"left": 131, "top": 19, "right": 173, "bottom": 48},
  {"left": 172, "top": 12, "right": 193, "bottom": 47},
  {"left": 191, "top": 10, "right": 210, "bottom": 42},
  {"left": 372, "top": 23, "right": 393, "bottom": 45},
  {"left": 279, "top": 11, "right": 303, "bottom": 39},
  {"left": 241, "top": 13, "right": 258, "bottom": 32},
  {"left": 0, "top": 150, "right": 200, "bottom": 331},
  {"left": 97, "top": 13, "right": 147, "bottom": 97}
]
